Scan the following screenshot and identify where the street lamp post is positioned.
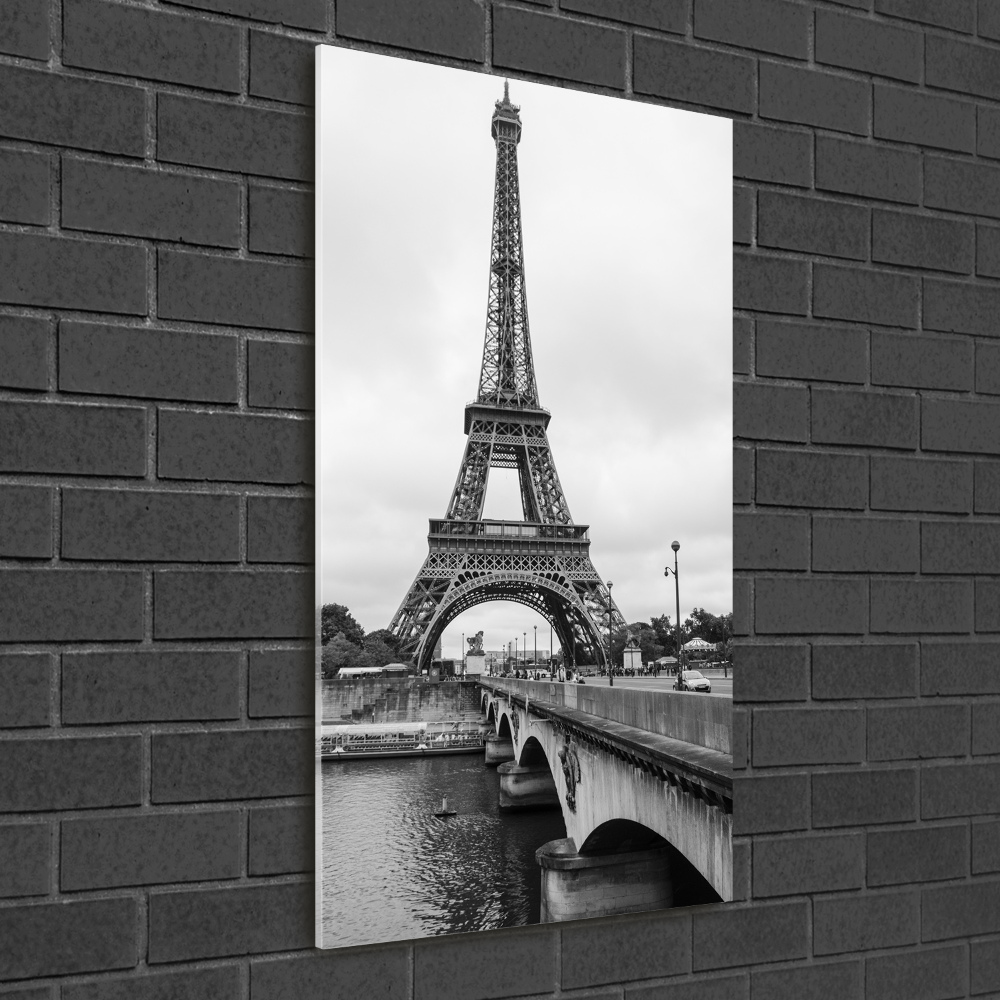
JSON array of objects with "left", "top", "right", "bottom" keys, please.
[
  {"left": 523, "top": 631, "right": 527, "bottom": 672},
  {"left": 607, "top": 579, "right": 614, "bottom": 687},
  {"left": 533, "top": 625, "right": 537, "bottom": 677},
  {"left": 514, "top": 637, "right": 518, "bottom": 672},
  {"left": 664, "top": 541, "right": 682, "bottom": 683},
  {"left": 461, "top": 632, "right": 465, "bottom": 677}
]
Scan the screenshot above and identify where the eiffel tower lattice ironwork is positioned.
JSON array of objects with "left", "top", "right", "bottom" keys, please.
[{"left": 389, "top": 82, "right": 626, "bottom": 672}]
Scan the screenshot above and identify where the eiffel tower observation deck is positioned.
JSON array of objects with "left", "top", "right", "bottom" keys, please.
[{"left": 389, "top": 83, "right": 625, "bottom": 672}]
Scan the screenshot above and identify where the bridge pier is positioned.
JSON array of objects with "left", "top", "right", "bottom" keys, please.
[
  {"left": 535, "top": 838, "right": 673, "bottom": 922},
  {"left": 484, "top": 734, "right": 515, "bottom": 766},
  {"left": 497, "top": 762, "right": 559, "bottom": 810}
]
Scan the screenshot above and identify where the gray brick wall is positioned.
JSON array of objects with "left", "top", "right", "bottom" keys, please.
[{"left": 2, "top": 1, "right": 999, "bottom": 997}]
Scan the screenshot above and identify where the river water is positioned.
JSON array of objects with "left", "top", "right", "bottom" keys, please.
[{"left": 320, "top": 753, "right": 567, "bottom": 949}]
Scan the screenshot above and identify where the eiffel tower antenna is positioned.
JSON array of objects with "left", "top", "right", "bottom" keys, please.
[{"left": 389, "top": 84, "right": 625, "bottom": 671}]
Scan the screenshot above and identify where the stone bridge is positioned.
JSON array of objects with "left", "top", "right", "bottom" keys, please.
[{"left": 479, "top": 678, "right": 732, "bottom": 921}]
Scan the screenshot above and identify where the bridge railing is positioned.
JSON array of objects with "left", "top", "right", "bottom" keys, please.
[{"left": 480, "top": 677, "right": 731, "bottom": 755}]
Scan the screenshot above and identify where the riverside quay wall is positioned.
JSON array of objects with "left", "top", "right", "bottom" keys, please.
[{"left": 321, "top": 677, "right": 483, "bottom": 724}]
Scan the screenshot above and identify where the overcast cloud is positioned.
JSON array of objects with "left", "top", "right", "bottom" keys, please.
[{"left": 317, "top": 47, "right": 732, "bottom": 661}]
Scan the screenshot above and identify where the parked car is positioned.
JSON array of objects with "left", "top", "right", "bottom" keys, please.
[{"left": 674, "top": 669, "right": 712, "bottom": 693}]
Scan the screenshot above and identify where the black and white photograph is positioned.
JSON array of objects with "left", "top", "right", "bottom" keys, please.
[{"left": 315, "top": 46, "right": 733, "bottom": 950}]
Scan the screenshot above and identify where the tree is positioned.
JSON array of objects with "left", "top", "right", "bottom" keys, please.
[
  {"left": 364, "top": 628, "right": 402, "bottom": 657},
  {"left": 321, "top": 631, "right": 371, "bottom": 677},
  {"left": 650, "top": 614, "right": 679, "bottom": 656},
  {"left": 682, "top": 608, "right": 731, "bottom": 646},
  {"left": 321, "top": 604, "right": 365, "bottom": 647},
  {"left": 362, "top": 638, "right": 396, "bottom": 667}
]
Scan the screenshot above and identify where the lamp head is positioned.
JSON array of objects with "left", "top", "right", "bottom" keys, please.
[{"left": 671, "top": 540, "right": 680, "bottom": 553}]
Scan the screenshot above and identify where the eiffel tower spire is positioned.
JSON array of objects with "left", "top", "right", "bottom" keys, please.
[{"left": 389, "top": 84, "right": 623, "bottom": 671}]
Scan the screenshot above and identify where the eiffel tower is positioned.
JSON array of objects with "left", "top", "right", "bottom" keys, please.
[{"left": 389, "top": 82, "right": 626, "bottom": 671}]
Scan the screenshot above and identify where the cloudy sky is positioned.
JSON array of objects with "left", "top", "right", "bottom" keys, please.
[{"left": 316, "top": 47, "right": 732, "bottom": 661}]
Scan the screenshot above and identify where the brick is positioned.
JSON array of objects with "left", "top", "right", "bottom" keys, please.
[
  {"left": 154, "top": 569, "right": 312, "bottom": 639},
  {"left": 753, "top": 707, "right": 864, "bottom": 766},
  {"left": 925, "top": 156, "right": 1000, "bottom": 218},
  {"left": 152, "top": 728, "right": 311, "bottom": 802},
  {"left": 64, "top": 0, "right": 239, "bottom": 92},
  {"left": 692, "top": 901, "right": 808, "bottom": 970},
  {"left": 0, "top": 570, "right": 143, "bottom": 642},
  {"left": 733, "top": 317, "right": 751, "bottom": 375},
  {"left": 0, "top": 231, "right": 146, "bottom": 314},
  {"left": 60, "top": 321, "right": 238, "bottom": 403},
  {"left": 923, "top": 522, "right": 1000, "bottom": 574},
  {"left": 814, "top": 890, "right": 919, "bottom": 955},
  {"left": 979, "top": 224, "right": 1000, "bottom": 277},
  {"left": 0, "top": 0, "right": 49, "bottom": 58},
  {"left": 978, "top": 462, "right": 1000, "bottom": 513},
  {"left": 0, "top": 147, "right": 49, "bottom": 225},
  {"left": 414, "top": 926, "right": 558, "bottom": 1000},
  {"left": 248, "top": 496, "right": 312, "bottom": 564},
  {"left": 923, "top": 398, "right": 1000, "bottom": 454},
  {"left": 869, "top": 704, "right": 970, "bottom": 760},
  {"left": 922, "top": 641, "right": 1000, "bottom": 695},
  {"left": 816, "top": 8, "right": 921, "bottom": 82},
  {"left": 62, "top": 650, "right": 240, "bottom": 724},
  {"left": 871, "top": 456, "right": 971, "bottom": 513},
  {"left": 0, "top": 824, "right": 49, "bottom": 897},
  {"left": 875, "top": 84, "right": 974, "bottom": 153},
  {"left": 758, "top": 191, "right": 868, "bottom": 261},
  {"left": 627, "top": 975, "right": 747, "bottom": 1000},
  {"left": 64, "top": 967, "right": 242, "bottom": 1000},
  {"left": 0, "top": 314, "right": 49, "bottom": 390},
  {"left": 250, "top": 804, "right": 312, "bottom": 875},
  {"left": 733, "top": 122, "right": 811, "bottom": 186},
  {"left": 875, "top": 0, "right": 973, "bottom": 32},
  {"left": 925, "top": 278, "right": 1000, "bottom": 337},
  {"left": 751, "top": 961, "right": 862, "bottom": 1000},
  {"left": 694, "top": 0, "right": 807, "bottom": 58},
  {"left": 249, "top": 184, "right": 313, "bottom": 257},
  {"left": 978, "top": 579, "right": 1000, "bottom": 631},
  {"left": 811, "top": 388, "right": 917, "bottom": 449},
  {"left": 158, "top": 94, "right": 312, "bottom": 182},
  {"left": 871, "top": 579, "right": 973, "bottom": 633},
  {"left": 923, "top": 881, "right": 1000, "bottom": 941},
  {"left": 62, "top": 488, "right": 239, "bottom": 563},
  {"left": 733, "top": 383, "right": 807, "bottom": 443},
  {"left": 731, "top": 642, "right": 809, "bottom": 700},
  {"left": 816, "top": 136, "right": 920, "bottom": 204},
  {"left": 249, "top": 340, "right": 313, "bottom": 410},
  {"left": 872, "top": 331, "right": 972, "bottom": 391},
  {"left": 562, "top": 910, "right": 689, "bottom": 988},
  {"left": 756, "top": 578, "right": 867, "bottom": 635},
  {"left": 249, "top": 31, "right": 313, "bottom": 107},
  {"left": 0, "top": 653, "right": 52, "bottom": 727},
  {"left": 733, "top": 185, "right": 751, "bottom": 246},
  {"left": 812, "top": 516, "right": 918, "bottom": 572},
  {"left": 754, "top": 833, "right": 863, "bottom": 896},
  {"left": 972, "top": 938, "right": 1000, "bottom": 996},
  {"left": 873, "top": 211, "right": 973, "bottom": 275},
  {"left": 732, "top": 706, "right": 748, "bottom": 769},
  {"left": 159, "top": 249, "right": 312, "bottom": 333},
  {"left": 922, "top": 761, "right": 1000, "bottom": 818},
  {"left": 732, "top": 772, "right": 808, "bottom": 834},
  {"left": 158, "top": 410, "right": 312, "bottom": 484},
  {"left": 251, "top": 950, "right": 410, "bottom": 1000},
  {"left": 493, "top": 6, "right": 623, "bottom": 89},
  {"left": 0, "top": 736, "right": 141, "bottom": 811},
  {"left": 757, "top": 449, "right": 868, "bottom": 509},
  {"left": 813, "top": 642, "right": 917, "bottom": 699},
  {"left": 813, "top": 263, "right": 918, "bottom": 327},
  {"left": 927, "top": 34, "right": 1000, "bottom": 100},
  {"left": 0, "top": 64, "right": 144, "bottom": 155},
  {"left": 869, "top": 825, "right": 969, "bottom": 886},
  {"left": 563, "top": 0, "right": 686, "bottom": 31},
  {"left": 249, "top": 647, "right": 313, "bottom": 717},
  {"left": 149, "top": 882, "right": 312, "bottom": 962},
  {"left": 634, "top": 35, "right": 754, "bottom": 114},
  {"left": 760, "top": 62, "right": 869, "bottom": 135},
  {"left": 338, "top": 0, "right": 482, "bottom": 61},
  {"left": 734, "top": 446, "right": 752, "bottom": 503},
  {"left": 164, "top": 0, "right": 325, "bottom": 30},
  {"left": 63, "top": 158, "right": 240, "bottom": 248},
  {"left": 756, "top": 320, "right": 867, "bottom": 384},
  {"left": 0, "top": 485, "right": 51, "bottom": 558},
  {"left": 733, "top": 253, "right": 808, "bottom": 314},
  {"left": 733, "top": 512, "right": 808, "bottom": 571},
  {"left": 867, "top": 945, "right": 968, "bottom": 1000},
  {"left": 974, "top": 819, "right": 1000, "bottom": 874},
  {"left": 974, "top": 702, "right": 1000, "bottom": 755},
  {"left": 0, "top": 898, "right": 137, "bottom": 979},
  {"left": 813, "top": 767, "right": 917, "bottom": 827},
  {"left": 978, "top": 342, "right": 1000, "bottom": 394},
  {"left": 62, "top": 810, "right": 240, "bottom": 890}
]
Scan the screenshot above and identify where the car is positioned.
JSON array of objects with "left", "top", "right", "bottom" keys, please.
[{"left": 674, "top": 669, "right": 711, "bottom": 693}]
